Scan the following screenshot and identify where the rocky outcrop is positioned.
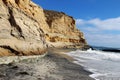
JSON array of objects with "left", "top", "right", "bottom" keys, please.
[
  {"left": 44, "top": 10, "right": 87, "bottom": 48},
  {"left": 0, "top": 0, "right": 47, "bottom": 56},
  {"left": 0, "top": 0, "right": 87, "bottom": 56}
]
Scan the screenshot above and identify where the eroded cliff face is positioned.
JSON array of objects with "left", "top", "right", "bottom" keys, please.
[
  {"left": 0, "top": 0, "right": 47, "bottom": 56},
  {"left": 0, "top": 0, "right": 87, "bottom": 56},
  {"left": 44, "top": 10, "right": 87, "bottom": 48}
]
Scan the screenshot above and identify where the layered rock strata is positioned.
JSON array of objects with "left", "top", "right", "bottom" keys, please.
[
  {"left": 0, "top": 0, "right": 87, "bottom": 56},
  {"left": 44, "top": 10, "right": 87, "bottom": 48},
  {"left": 0, "top": 0, "right": 47, "bottom": 56}
]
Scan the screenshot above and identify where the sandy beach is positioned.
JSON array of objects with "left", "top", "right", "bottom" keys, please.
[{"left": 0, "top": 48, "right": 94, "bottom": 80}]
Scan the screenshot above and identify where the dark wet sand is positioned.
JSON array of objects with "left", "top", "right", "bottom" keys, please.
[{"left": 0, "top": 48, "right": 94, "bottom": 80}]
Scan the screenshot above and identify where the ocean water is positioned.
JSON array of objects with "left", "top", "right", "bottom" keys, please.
[{"left": 67, "top": 47, "right": 120, "bottom": 80}]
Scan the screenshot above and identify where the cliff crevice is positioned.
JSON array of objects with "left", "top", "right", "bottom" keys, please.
[
  {"left": 8, "top": 7, "right": 25, "bottom": 39},
  {"left": 0, "top": 45, "right": 20, "bottom": 55}
]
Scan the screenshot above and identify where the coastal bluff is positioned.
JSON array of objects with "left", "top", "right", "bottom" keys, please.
[{"left": 0, "top": 0, "right": 87, "bottom": 56}]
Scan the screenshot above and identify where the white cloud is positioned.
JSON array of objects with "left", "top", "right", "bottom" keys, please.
[
  {"left": 76, "top": 17, "right": 120, "bottom": 48},
  {"left": 85, "top": 33, "right": 120, "bottom": 48},
  {"left": 76, "top": 17, "right": 120, "bottom": 30},
  {"left": 76, "top": 19, "right": 86, "bottom": 25}
]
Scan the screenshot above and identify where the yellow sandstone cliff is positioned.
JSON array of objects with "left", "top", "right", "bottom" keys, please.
[
  {"left": 44, "top": 10, "right": 87, "bottom": 48},
  {"left": 0, "top": 0, "right": 87, "bottom": 56}
]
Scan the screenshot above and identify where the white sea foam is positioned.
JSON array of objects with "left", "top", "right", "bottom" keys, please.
[
  {"left": 69, "top": 49, "right": 120, "bottom": 61},
  {"left": 67, "top": 49, "right": 120, "bottom": 80}
]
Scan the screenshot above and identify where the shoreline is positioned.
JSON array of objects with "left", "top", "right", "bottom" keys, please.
[
  {"left": 0, "top": 48, "right": 94, "bottom": 80},
  {"left": 48, "top": 48, "right": 95, "bottom": 80}
]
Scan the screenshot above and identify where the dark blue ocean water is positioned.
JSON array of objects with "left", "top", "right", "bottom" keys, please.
[
  {"left": 92, "top": 46, "right": 120, "bottom": 53},
  {"left": 67, "top": 46, "right": 120, "bottom": 80}
]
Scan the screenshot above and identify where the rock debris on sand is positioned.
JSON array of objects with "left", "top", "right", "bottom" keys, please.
[{"left": 0, "top": 53, "right": 94, "bottom": 80}]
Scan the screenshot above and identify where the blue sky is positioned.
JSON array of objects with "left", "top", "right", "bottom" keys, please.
[{"left": 33, "top": 0, "right": 120, "bottom": 48}]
